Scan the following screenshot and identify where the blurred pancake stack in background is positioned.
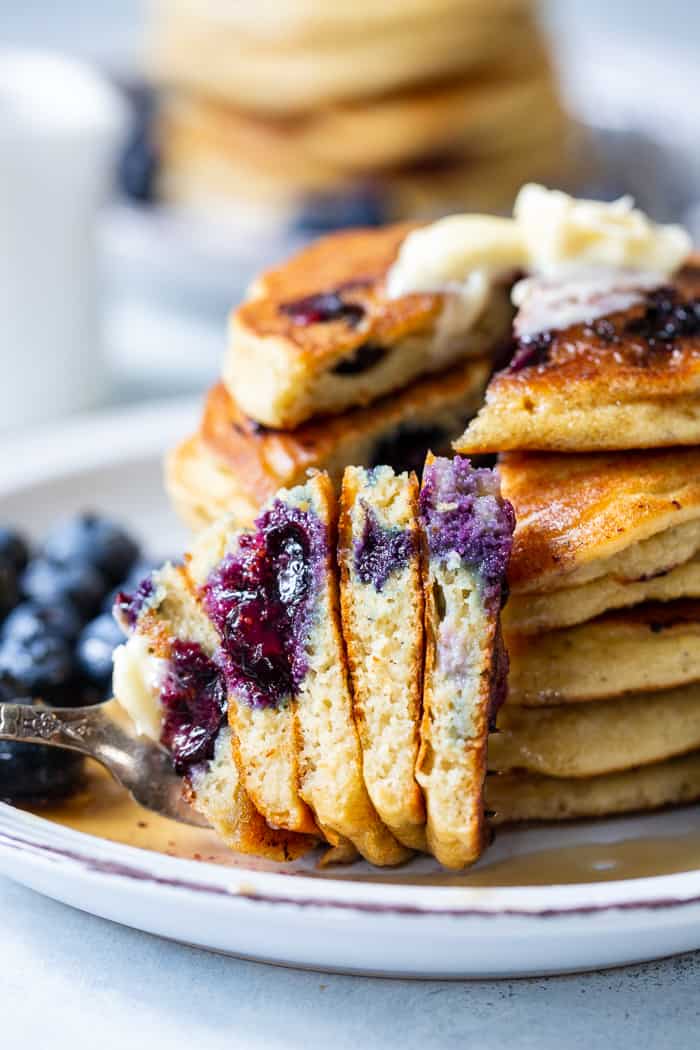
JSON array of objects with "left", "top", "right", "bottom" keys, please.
[{"left": 149, "top": 0, "right": 577, "bottom": 227}]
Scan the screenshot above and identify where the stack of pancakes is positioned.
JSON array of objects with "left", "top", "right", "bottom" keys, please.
[
  {"left": 150, "top": 0, "right": 575, "bottom": 222},
  {"left": 166, "top": 223, "right": 513, "bottom": 529},
  {"left": 166, "top": 211, "right": 700, "bottom": 836},
  {"left": 455, "top": 265, "right": 700, "bottom": 824}
]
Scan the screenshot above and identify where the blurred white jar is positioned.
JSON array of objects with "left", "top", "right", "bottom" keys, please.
[{"left": 0, "top": 51, "right": 127, "bottom": 428}]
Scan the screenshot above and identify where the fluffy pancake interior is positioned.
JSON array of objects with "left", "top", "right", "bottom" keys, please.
[{"left": 340, "top": 465, "right": 426, "bottom": 851}]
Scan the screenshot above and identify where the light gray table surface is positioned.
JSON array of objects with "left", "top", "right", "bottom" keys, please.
[{"left": 1, "top": 873, "right": 697, "bottom": 1050}]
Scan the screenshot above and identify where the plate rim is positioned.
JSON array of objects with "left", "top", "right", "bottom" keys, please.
[{"left": 3, "top": 800, "right": 700, "bottom": 920}]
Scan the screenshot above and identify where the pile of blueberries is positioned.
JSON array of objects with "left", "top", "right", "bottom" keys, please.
[{"left": 0, "top": 514, "right": 156, "bottom": 805}]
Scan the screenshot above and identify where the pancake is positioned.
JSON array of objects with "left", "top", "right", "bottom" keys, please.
[
  {"left": 505, "top": 550, "right": 700, "bottom": 634},
  {"left": 339, "top": 466, "right": 426, "bottom": 851},
  {"left": 112, "top": 561, "right": 314, "bottom": 859},
  {"left": 490, "top": 682, "right": 700, "bottom": 778},
  {"left": 158, "top": 102, "right": 577, "bottom": 223},
  {"left": 198, "top": 473, "right": 409, "bottom": 864},
  {"left": 226, "top": 224, "right": 513, "bottom": 428},
  {"left": 507, "top": 600, "right": 700, "bottom": 706},
  {"left": 165, "top": 360, "right": 489, "bottom": 530},
  {"left": 187, "top": 517, "right": 319, "bottom": 836},
  {"left": 157, "top": 60, "right": 562, "bottom": 176},
  {"left": 487, "top": 751, "right": 700, "bottom": 824},
  {"left": 416, "top": 455, "right": 514, "bottom": 868},
  {"left": 498, "top": 446, "right": 700, "bottom": 631},
  {"left": 151, "top": 4, "right": 540, "bottom": 113},
  {"left": 455, "top": 262, "right": 700, "bottom": 453}
]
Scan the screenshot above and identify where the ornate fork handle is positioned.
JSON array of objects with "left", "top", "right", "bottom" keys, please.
[{"left": 0, "top": 700, "right": 130, "bottom": 758}]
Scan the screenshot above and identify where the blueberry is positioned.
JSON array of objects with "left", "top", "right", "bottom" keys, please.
[
  {"left": 103, "top": 557, "right": 160, "bottom": 613},
  {"left": 21, "top": 557, "right": 107, "bottom": 618},
  {"left": 0, "top": 527, "right": 30, "bottom": 572},
  {"left": 43, "top": 513, "right": 140, "bottom": 584},
  {"left": 0, "top": 627, "right": 75, "bottom": 696},
  {"left": 0, "top": 739, "right": 84, "bottom": 805},
  {"left": 77, "top": 613, "right": 125, "bottom": 687},
  {"left": 3, "top": 600, "right": 83, "bottom": 644},
  {"left": 119, "top": 127, "right": 159, "bottom": 204},
  {"left": 293, "top": 187, "right": 386, "bottom": 235}
]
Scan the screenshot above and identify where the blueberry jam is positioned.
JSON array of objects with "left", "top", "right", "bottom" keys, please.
[
  {"left": 114, "top": 575, "right": 154, "bottom": 629},
  {"left": 625, "top": 287, "right": 700, "bottom": 347},
  {"left": 331, "top": 342, "right": 387, "bottom": 375},
  {"left": 420, "top": 456, "right": 515, "bottom": 606},
  {"left": 204, "top": 502, "right": 323, "bottom": 709},
  {"left": 160, "top": 640, "right": 227, "bottom": 776},
  {"left": 280, "top": 291, "right": 364, "bottom": 328},
  {"left": 507, "top": 331, "right": 554, "bottom": 372},
  {"left": 354, "top": 502, "right": 415, "bottom": 592}
]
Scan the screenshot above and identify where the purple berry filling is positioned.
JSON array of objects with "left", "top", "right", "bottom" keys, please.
[
  {"left": 160, "top": 640, "right": 227, "bottom": 776},
  {"left": 204, "top": 500, "right": 324, "bottom": 709},
  {"left": 280, "top": 291, "right": 364, "bottom": 328},
  {"left": 354, "top": 502, "right": 415, "bottom": 592},
  {"left": 331, "top": 342, "right": 387, "bottom": 375},
  {"left": 419, "top": 456, "right": 515, "bottom": 606},
  {"left": 113, "top": 575, "right": 154, "bottom": 629}
]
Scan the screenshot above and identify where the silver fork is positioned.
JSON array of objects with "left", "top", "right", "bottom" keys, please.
[{"left": 0, "top": 699, "right": 208, "bottom": 827}]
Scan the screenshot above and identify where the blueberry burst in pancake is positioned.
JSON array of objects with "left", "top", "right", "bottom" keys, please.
[
  {"left": 112, "top": 562, "right": 313, "bottom": 860},
  {"left": 166, "top": 357, "right": 489, "bottom": 532},
  {"left": 416, "top": 454, "right": 514, "bottom": 868},
  {"left": 500, "top": 448, "right": 700, "bottom": 634},
  {"left": 456, "top": 262, "right": 700, "bottom": 453},
  {"left": 200, "top": 472, "right": 409, "bottom": 866},
  {"left": 339, "top": 466, "right": 426, "bottom": 851},
  {"left": 226, "top": 223, "right": 513, "bottom": 428}
]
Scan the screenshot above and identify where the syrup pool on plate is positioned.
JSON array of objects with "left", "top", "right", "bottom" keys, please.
[{"left": 28, "top": 763, "right": 700, "bottom": 887}]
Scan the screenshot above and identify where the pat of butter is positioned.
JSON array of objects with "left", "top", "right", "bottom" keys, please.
[
  {"left": 386, "top": 215, "right": 527, "bottom": 299},
  {"left": 112, "top": 635, "right": 168, "bottom": 742},
  {"left": 515, "top": 183, "right": 692, "bottom": 275},
  {"left": 386, "top": 185, "right": 692, "bottom": 303}
]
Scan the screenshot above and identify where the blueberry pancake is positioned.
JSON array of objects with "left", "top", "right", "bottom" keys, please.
[
  {"left": 490, "top": 682, "right": 700, "bottom": 779},
  {"left": 487, "top": 751, "right": 700, "bottom": 825},
  {"left": 507, "top": 600, "right": 700, "bottom": 706},
  {"left": 225, "top": 223, "right": 513, "bottom": 428},
  {"left": 500, "top": 448, "right": 700, "bottom": 633},
  {"left": 338, "top": 465, "right": 426, "bottom": 851},
  {"left": 188, "top": 516, "right": 319, "bottom": 837},
  {"left": 195, "top": 473, "right": 409, "bottom": 865},
  {"left": 455, "top": 261, "right": 700, "bottom": 453},
  {"left": 166, "top": 359, "right": 489, "bottom": 530},
  {"left": 416, "top": 454, "right": 514, "bottom": 868},
  {"left": 112, "top": 560, "right": 313, "bottom": 859}
]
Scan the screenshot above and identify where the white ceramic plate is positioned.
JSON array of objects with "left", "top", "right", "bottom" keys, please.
[{"left": 2, "top": 401, "right": 700, "bottom": 978}]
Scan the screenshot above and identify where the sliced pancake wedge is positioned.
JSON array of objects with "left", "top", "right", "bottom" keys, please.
[
  {"left": 166, "top": 357, "right": 489, "bottom": 531},
  {"left": 189, "top": 517, "right": 318, "bottom": 837},
  {"left": 487, "top": 751, "right": 700, "bottom": 825},
  {"left": 490, "top": 682, "right": 700, "bottom": 779},
  {"left": 197, "top": 473, "right": 409, "bottom": 865},
  {"left": 455, "top": 261, "right": 700, "bottom": 453},
  {"left": 507, "top": 600, "right": 700, "bottom": 705},
  {"left": 416, "top": 454, "right": 514, "bottom": 868},
  {"left": 499, "top": 447, "right": 700, "bottom": 633},
  {"left": 338, "top": 465, "right": 426, "bottom": 850},
  {"left": 226, "top": 223, "right": 513, "bottom": 428},
  {"left": 112, "top": 561, "right": 313, "bottom": 860}
]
